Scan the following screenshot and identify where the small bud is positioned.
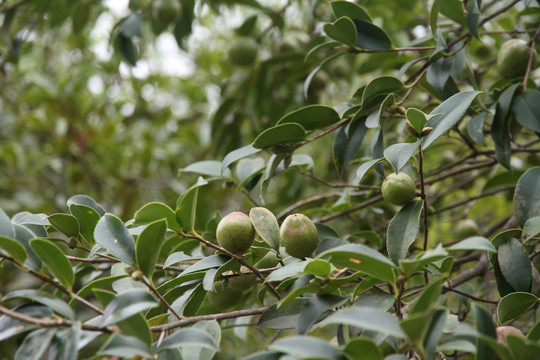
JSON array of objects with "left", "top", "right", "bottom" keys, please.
[
  {"left": 405, "top": 121, "right": 420, "bottom": 137},
  {"left": 421, "top": 127, "right": 433, "bottom": 137},
  {"left": 131, "top": 270, "right": 144, "bottom": 281},
  {"left": 67, "top": 236, "right": 78, "bottom": 249}
]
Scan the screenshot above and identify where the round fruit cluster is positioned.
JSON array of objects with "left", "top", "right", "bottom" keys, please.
[
  {"left": 381, "top": 172, "right": 416, "bottom": 206},
  {"left": 216, "top": 211, "right": 319, "bottom": 259}
]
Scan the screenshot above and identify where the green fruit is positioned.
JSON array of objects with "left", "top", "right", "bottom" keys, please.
[
  {"left": 497, "top": 39, "right": 536, "bottom": 78},
  {"left": 254, "top": 251, "right": 279, "bottom": 269},
  {"left": 455, "top": 219, "right": 480, "bottom": 240},
  {"left": 208, "top": 281, "right": 243, "bottom": 311},
  {"left": 216, "top": 211, "right": 255, "bottom": 254},
  {"left": 153, "top": 0, "right": 182, "bottom": 27},
  {"left": 381, "top": 172, "right": 416, "bottom": 206},
  {"left": 280, "top": 214, "right": 319, "bottom": 259},
  {"left": 228, "top": 37, "right": 258, "bottom": 67},
  {"left": 228, "top": 267, "right": 256, "bottom": 291}
]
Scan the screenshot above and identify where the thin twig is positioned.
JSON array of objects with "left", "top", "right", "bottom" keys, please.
[
  {"left": 523, "top": 27, "right": 540, "bottom": 91},
  {"left": 431, "top": 185, "right": 515, "bottom": 215},
  {"left": 317, "top": 194, "right": 383, "bottom": 223},
  {"left": 142, "top": 278, "right": 182, "bottom": 321}
]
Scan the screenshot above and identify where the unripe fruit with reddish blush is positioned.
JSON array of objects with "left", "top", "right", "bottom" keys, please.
[{"left": 280, "top": 214, "right": 319, "bottom": 259}]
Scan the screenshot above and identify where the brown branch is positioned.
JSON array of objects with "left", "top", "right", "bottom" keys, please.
[
  {"left": 443, "top": 286, "right": 498, "bottom": 304},
  {"left": 523, "top": 27, "right": 540, "bottom": 91},
  {"left": 142, "top": 278, "right": 182, "bottom": 321},
  {"left": 431, "top": 185, "right": 515, "bottom": 215},
  {"left": 318, "top": 194, "right": 383, "bottom": 223},
  {"left": 301, "top": 172, "right": 379, "bottom": 190},
  {"left": 294, "top": 118, "right": 351, "bottom": 150},
  {"left": 150, "top": 307, "right": 267, "bottom": 332},
  {"left": 425, "top": 159, "right": 497, "bottom": 185},
  {"left": 449, "top": 253, "right": 489, "bottom": 288}
]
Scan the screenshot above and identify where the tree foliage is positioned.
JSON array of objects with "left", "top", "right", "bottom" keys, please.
[{"left": 1, "top": 0, "right": 540, "bottom": 359}]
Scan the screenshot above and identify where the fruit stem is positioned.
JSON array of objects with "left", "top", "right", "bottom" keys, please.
[
  {"left": 418, "top": 147, "right": 429, "bottom": 284},
  {"left": 141, "top": 277, "right": 182, "bottom": 321}
]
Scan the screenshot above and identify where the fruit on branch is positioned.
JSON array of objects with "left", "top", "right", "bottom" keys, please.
[
  {"left": 228, "top": 37, "right": 258, "bottom": 67},
  {"left": 496, "top": 326, "right": 525, "bottom": 346},
  {"left": 254, "top": 251, "right": 279, "bottom": 269},
  {"left": 228, "top": 267, "right": 256, "bottom": 291},
  {"left": 216, "top": 211, "right": 255, "bottom": 254},
  {"left": 455, "top": 219, "right": 480, "bottom": 240},
  {"left": 280, "top": 214, "right": 319, "bottom": 259},
  {"left": 208, "top": 281, "right": 244, "bottom": 311},
  {"left": 381, "top": 172, "right": 416, "bottom": 206},
  {"left": 131, "top": 270, "right": 144, "bottom": 281},
  {"left": 497, "top": 39, "right": 537, "bottom": 78}
]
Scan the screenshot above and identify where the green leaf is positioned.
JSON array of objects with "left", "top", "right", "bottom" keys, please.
[
  {"left": 333, "top": 116, "right": 367, "bottom": 177},
  {"left": 344, "top": 337, "right": 382, "bottom": 360},
  {"left": 304, "top": 259, "right": 332, "bottom": 277},
  {"left": 159, "top": 328, "right": 218, "bottom": 352},
  {"left": 366, "top": 93, "right": 395, "bottom": 128},
  {"left": 14, "top": 328, "right": 56, "bottom": 360},
  {"left": 466, "top": 0, "right": 480, "bottom": 39},
  {"left": 0, "top": 208, "right": 14, "bottom": 238},
  {"left": 353, "top": 19, "right": 392, "bottom": 51},
  {"left": 296, "top": 295, "right": 348, "bottom": 335},
  {"left": 277, "top": 105, "right": 341, "bottom": 131},
  {"left": 331, "top": 1, "right": 371, "bottom": 22},
  {"left": 514, "top": 167, "right": 540, "bottom": 228},
  {"left": 119, "top": 12, "right": 141, "bottom": 38},
  {"left": 522, "top": 216, "right": 540, "bottom": 243},
  {"left": 320, "top": 307, "right": 406, "bottom": 339},
  {"left": 0, "top": 235, "right": 27, "bottom": 263},
  {"left": 180, "top": 160, "right": 231, "bottom": 178},
  {"left": 94, "top": 214, "right": 136, "bottom": 265},
  {"left": 383, "top": 141, "right": 419, "bottom": 173},
  {"left": 69, "top": 204, "right": 100, "bottom": 244},
  {"left": 269, "top": 336, "right": 346, "bottom": 360},
  {"left": 249, "top": 207, "right": 279, "bottom": 249},
  {"left": 497, "top": 292, "right": 538, "bottom": 324},
  {"left": 74, "top": 275, "right": 127, "bottom": 300},
  {"left": 29, "top": 239, "right": 74, "bottom": 290},
  {"left": 183, "top": 254, "right": 231, "bottom": 274},
  {"left": 448, "top": 236, "right": 496, "bottom": 253},
  {"left": 100, "top": 333, "right": 153, "bottom": 359},
  {"left": 266, "top": 261, "right": 308, "bottom": 282},
  {"left": 243, "top": 352, "right": 282, "bottom": 360},
  {"left": 422, "top": 91, "right": 480, "bottom": 150},
  {"left": 324, "top": 17, "right": 357, "bottom": 47},
  {"left": 318, "top": 243, "right": 396, "bottom": 285},
  {"left": 133, "top": 202, "right": 181, "bottom": 232},
  {"left": 528, "top": 319, "right": 540, "bottom": 341},
  {"left": 257, "top": 298, "right": 310, "bottom": 330},
  {"left": 13, "top": 224, "right": 41, "bottom": 271},
  {"left": 221, "top": 144, "right": 261, "bottom": 174},
  {"left": 440, "top": 0, "right": 466, "bottom": 25},
  {"left": 48, "top": 214, "right": 79, "bottom": 238},
  {"left": 362, "top": 76, "right": 404, "bottom": 107},
  {"left": 0, "top": 304, "right": 50, "bottom": 342},
  {"left": 2, "top": 290, "right": 75, "bottom": 320},
  {"left": 136, "top": 219, "right": 167, "bottom": 280},
  {"left": 252, "top": 123, "right": 306, "bottom": 149},
  {"left": 102, "top": 289, "right": 158, "bottom": 326},
  {"left": 498, "top": 238, "right": 532, "bottom": 292},
  {"left": 492, "top": 84, "right": 519, "bottom": 169},
  {"left": 474, "top": 304, "right": 497, "bottom": 360},
  {"left": 67, "top": 194, "right": 106, "bottom": 216},
  {"left": 356, "top": 158, "right": 384, "bottom": 183},
  {"left": 467, "top": 111, "right": 487, "bottom": 146},
  {"left": 430, "top": 0, "right": 440, "bottom": 37},
  {"left": 176, "top": 177, "right": 208, "bottom": 233},
  {"left": 163, "top": 251, "right": 200, "bottom": 269},
  {"left": 387, "top": 200, "right": 424, "bottom": 264},
  {"left": 180, "top": 320, "right": 221, "bottom": 360},
  {"left": 409, "top": 278, "right": 443, "bottom": 315},
  {"left": 513, "top": 91, "right": 540, "bottom": 132},
  {"left": 423, "top": 309, "right": 447, "bottom": 359}
]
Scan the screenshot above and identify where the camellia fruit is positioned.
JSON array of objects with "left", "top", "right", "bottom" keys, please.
[
  {"left": 216, "top": 211, "right": 255, "bottom": 254},
  {"left": 280, "top": 214, "right": 319, "bottom": 259},
  {"left": 254, "top": 251, "right": 279, "bottom": 269},
  {"left": 497, "top": 39, "right": 536, "bottom": 78},
  {"left": 381, "top": 172, "right": 416, "bottom": 206},
  {"left": 455, "top": 219, "right": 480, "bottom": 240},
  {"left": 228, "top": 37, "right": 258, "bottom": 67},
  {"left": 496, "top": 326, "right": 524, "bottom": 346}
]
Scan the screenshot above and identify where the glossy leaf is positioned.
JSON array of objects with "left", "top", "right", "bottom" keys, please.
[
  {"left": 48, "top": 214, "right": 79, "bottom": 238},
  {"left": 474, "top": 304, "right": 497, "bottom": 360},
  {"left": 0, "top": 208, "right": 14, "bottom": 238},
  {"left": 355, "top": 158, "right": 384, "bottom": 183},
  {"left": 467, "top": 111, "right": 487, "bottom": 146},
  {"left": 466, "top": 0, "right": 480, "bottom": 39},
  {"left": 409, "top": 278, "right": 443, "bottom": 315},
  {"left": 362, "top": 76, "right": 403, "bottom": 106},
  {"left": 69, "top": 204, "right": 100, "bottom": 244},
  {"left": 252, "top": 123, "right": 306, "bottom": 149},
  {"left": 318, "top": 243, "right": 396, "bottom": 284},
  {"left": 176, "top": 177, "right": 208, "bottom": 233},
  {"left": 249, "top": 207, "right": 279, "bottom": 249},
  {"left": 0, "top": 235, "right": 27, "bottom": 264},
  {"left": 183, "top": 254, "right": 231, "bottom": 274},
  {"left": 133, "top": 202, "right": 181, "bottom": 231},
  {"left": 296, "top": 295, "right": 348, "bottom": 335},
  {"left": 514, "top": 167, "right": 540, "bottom": 228},
  {"left": 344, "top": 337, "right": 382, "bottom": 360},
  {"left": 353, "top": 19, "right": 392, "bottom": 51},
  {"left": 136, "top": 219, "right": 167, "bottom": 280},
  {"left": 221, "top": 144, "right": 261, "bottom": 174},
  {"left": 448, "top": 236, "right": 496, "bottom": 253},
  {"left": 257, "top": 298, "right": 310, "bottom": 330},
  {"left": 387, "top": 200, "right": 424, "bottom": 264},
  {"left": 492, "top": 84, "right": 519, "bottom": 169},
  {"left": 14, "top": 328, "right": 56, "bottom": 360},
  {"left": 522, "top": 216, "right": 540, "bottom": 243},
  {"left": 383, "top": 141, "right": 419, "bottom": 173},
  {"left": 323, "top": 17, "right": 357, "bottom": 47},
  {"left": 13, "top": 224, "right": 41, "bottom": 271},
  {"left": 180, "top": 160, "right": 231, "bottom": 178},
  {"left": 159, "top": 327, "right": 217, "bottom": 352},
  {"left": 277, "top": 105, "right": 341, "bottom": 131},
  {"left": 320, "top": 307, "right": 406, "bottom": 339},
  {"left": 423, "top": 309, "right": 447, "bottom": 359},
  {"left": 366, "top": 93, "right": 394, "bottom": 128},
  {"left": 94, "top": 214, "right": 136, "bottom": 265},
  {"left": 266, "top": 261, "right": 308, "bottom": 282},
  {"left": 102, "top": 289, "right": 158, "bottom": 326},
  {"left": 67, "top": 195, "right": 106, "bottom": 216},
  {"left": 422, "top": 91, "right": 480, "bottom": 150},
  {"left": 269, "top": 336, "right": 346, "bottom": 360},
  {"left": 180, "top": 320, "right": 221, "bottom": 360},
  {"left": 333, "top": 116, "right": 367, "bottom": 177},
  {"left": 513, "top": 90, "right": 540, "bottom": 133},
  {"left": 497, "top": 292, "right": 538, "bottom": 324},
  {"left": 100, "top": 333, "right": 153, "bottom": 359},
  {"left": 29, "top": 239, "right": 74, "bottom": 290},
  {"left": 331, "top": 1, "right": 371, "bottom": 22},
  {"left": 498, "top": 238, "right": 531, "bottom": 293},
  {"left": 74, "top": 275, "right": 127, "bottom": 300},
  {"left": 2, "top": 290, "right": 75, "bottom": 320}
]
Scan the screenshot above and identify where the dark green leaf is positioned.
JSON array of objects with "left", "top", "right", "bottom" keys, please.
[
  {"left": 257, "top": 298, "right": 310, "bottom": 330},
  {"left": 466, "top": 0, "right": 480, "bottom": 39},
  {"left": 323, "top": 17, "right": 357, "bottom": 47},
  {"left": 387, "top": 200, "right": 424, "bottom": 264},
  {"left": 13, "top": 224, "right": 41, "bottom": 271},
  {"left": 48, "top": 214, "right": 79, "bottom": 238},
  {"left": 492, "top": 84, "right": 519, "bottom": 169},
  {"left": 163, "top": 252, "right": 200, "bottom": 269},
  {"left": 48, "top": 324, "right": 79, "bottom": 360},
  {"left": 2, "top": 289, "right": 75, "bottom": 320},
  {"left": 513, "top": 90, "right": 540, "bottom": 132},
  {"left": 14, "top": 328, "right": 56, "bottom": 360},
  {"left": 0, "top": 235, "right": 27, "bottom": 263},
  {"left": 249, "top": 207, "right": 279, "bottom": 249},
  {"left": 269, "top": 336, "right": 346, "bottom": 360},
  {"left": 100, "top": 333, "right": 153, "bottom": 359},
  {"left": 119, "top": 12, "right": 141, "bottom": 38},
  {"left": 176, "top": 177, "right": 208, "bottom": 233},
  {"left": 333, "top": 116, "right": 367, "bottom": 177},
  {"left": 474, "top": 304, "right": 497, "bottom": 360},
  {"left": 159, "top": 328, "right": 217, "bottom": 352},
  {"left": 353, "top": 19, "right": 392, "bottom": 51},
  {"left": 355, "top": 158, "right": 384, "bottom": 183},
  {"left": 423, "top": 309, "right": 447, "bottom": 359},
  {"left": 30, "top": 238, "right": 74, "bottom": 290},
  {"left": 366, "top": 93, "right": 394, "bottom": 128},
  {"left": 136, "top": 219, "right": 167, "bottom": 280},
  {"left": 266, "top": 261, "right": 308, "bottom": 282},
  {"left": 497, "top": 292, "right": 538, "bottom": 324},
  {"left": 94, "top": 214, "right": 136, "bottom": 265},
  {"left": 183, "top": 254, "right": 231, "bottom": 274},
  {"left": 344, "top": 337, "right": 382, "bottom": 360},
  {"left": 422, "top": 91, "right": 480, "bottom": 150},
  {"left": 522, "top": 216, "right": 540, "bottom": 243},
  {"left": 331, "top": 1, "right": 371, "bottom": 22},
  {"left": 362, "top": 76, "right": 403, "bottom": 106},
  {"left": 467, "top": 111, "right": 487, "bottom": 146},
  {"left": 102, "top": 289, "right": 158, "bottom": 326},
  {"left": 74, "top": 275, "right": 128, "bottom": 300},
  {"left": 514, "top": 167, "right": 540, "bottom": 228},
  {"left": 252, "top": 123, "right": 306, "bottom": 149},
  {"left": 277, "top": 105, "right": 341, "bottom": 131},
  {"left": 320, "top": 307, "right": 406, "bottom": 339},
  {"left": 0, "top": 304, "right": 50, "bottom": 342},
  {"left": 69, "top": 204, "right": 100, "bottom": 244},
  {"left": 296, "top": 295, "right": 348, "bottom": 335},
  {"left": 498, "top": 238, "right": 531, "bottom": 292},
  {"left": 243, "top": 352, "right": 282, "bottom": 360},
  {"left": 383, "top": 141, "right": 419, "bottom": 173}
]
